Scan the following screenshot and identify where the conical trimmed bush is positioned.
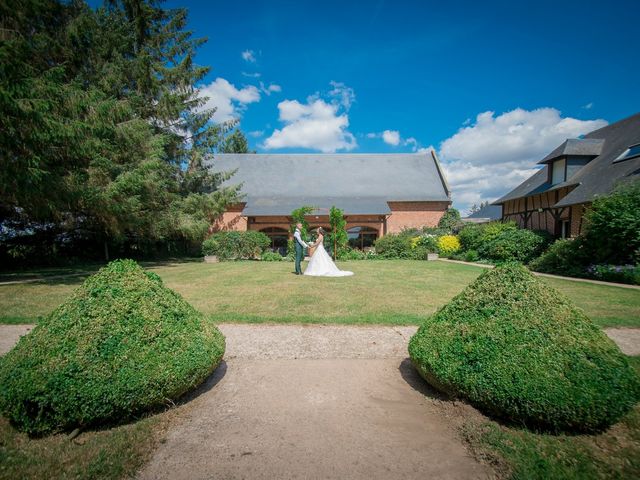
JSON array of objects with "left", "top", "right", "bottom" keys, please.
[
  {"left": 408, "top": 263, "right": 640, "bottom": 432},
  {"left": 0, "top": 259, "right": 225, "bottom": 435}
]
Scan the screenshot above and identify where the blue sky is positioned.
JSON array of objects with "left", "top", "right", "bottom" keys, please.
[{"left": 93, "top": 0, "right": 640, "bottom": 212}]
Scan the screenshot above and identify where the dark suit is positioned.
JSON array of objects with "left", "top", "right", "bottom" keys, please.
[{"left": 294, "top": 229, "right": 306, "bottom": 274}]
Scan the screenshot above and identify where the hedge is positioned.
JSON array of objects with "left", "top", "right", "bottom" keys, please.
[
  {"left": 529, "top": 238, "right": 590, "bottom": 278},
  {"left": 202, "top": 230, "right": 270, "bottom": 260},
  {"left": 0, "top": 260, "right": 225, "bottom": 435},
  {"left": 408, "top": 263, "right": 640, "bottom": 433},
  {"left": 478, "top": 228, "right": 551, "bottom": 263},
  {"left": 373, "top": 234, "right": 413, "bottom": 258},
  {"left": 581, "top": 179, "right": 640, "bottom": 265}
]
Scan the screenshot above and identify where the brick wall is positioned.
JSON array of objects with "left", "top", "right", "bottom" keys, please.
[
  {"left": 247, "top": 215, "right": 385, "bottom": 238},
  {"left": 570, "top": 203, "right": 589, "bottom": 237},
  {"left": 210, "top": 203, "right": 247, "bottom": 232},
  {"left": 212, "top": 201, "right": 450, "bottom": 237},
  {"left": 386, "top": 201, "right": 450, "bottom": 233}
]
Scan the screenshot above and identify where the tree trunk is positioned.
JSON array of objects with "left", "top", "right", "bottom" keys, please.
[{"left": 104, "top": 240, "right": 109, "bottom": 262}]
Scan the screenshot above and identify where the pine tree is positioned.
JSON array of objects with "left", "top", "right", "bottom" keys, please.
[
  {"left": 221, "top": 129, "right": 252, "bottom": 153},
  {"left": 1, "top": 0, "right": 240, "bottom": 260}
]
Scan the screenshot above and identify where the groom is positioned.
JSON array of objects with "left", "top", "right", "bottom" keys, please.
[{"left": 293, "top": 222, "right": 309, "bottom": 275}]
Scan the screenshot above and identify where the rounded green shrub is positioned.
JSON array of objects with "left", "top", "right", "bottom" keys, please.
[
  {"left": 374, "top": 234, "right": 413, "bottom": 258},
  {"left": 529, "top": 238, "right": 589, "bottom": 277},
  {"left": 337, "top": 248, "right": 367, "bottom": 260},
  {"left": 0, "top": 259, "right": 225, "bottom": 435},
  {"left": 261, "top": 250, "right": 284, "bottom": 261},
  {"left": 408, "top": 263, "right": 640, "bottom": 432},
  {"left": 478, "top": 228, "right": 551, "bottom": 263}
]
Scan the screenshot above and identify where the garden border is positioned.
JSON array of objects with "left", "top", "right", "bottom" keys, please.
[{"left": 438, "top": 258, "right": 640, "bottom": 290}]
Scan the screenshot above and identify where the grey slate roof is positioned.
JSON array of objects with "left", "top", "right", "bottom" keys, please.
[
  {"left": 538, "top": 138, "right": 605, "bottom": 164},
  {"left": 243, "top": 197, "right": 392, "bottom": 216},
  {"left": 463, "top": 204, "right": 502, "bottom": 221},
  {"left": 494, "top": 113, "right": 640, "bottom": 207},
  {"left": 205, "top": 153, "right": 451, "bottom": 216}
]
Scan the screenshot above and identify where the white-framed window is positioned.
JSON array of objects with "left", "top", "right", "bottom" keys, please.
[
  {"left": 551, "top": 158, "right": 566, "bottom": 185},
  {"left": 614, "top": 143, "right": 640, "bottom": 163}
]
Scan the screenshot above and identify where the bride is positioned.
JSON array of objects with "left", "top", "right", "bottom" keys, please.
[{"left": 304, "top": 228, "right": 354, "bottom": 277}]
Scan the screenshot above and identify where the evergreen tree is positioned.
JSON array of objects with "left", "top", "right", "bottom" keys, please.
[
  {"left": 221, "top": 129, "right": 252, "bottom": 153},
  {"left": 438, "top": 208, "right": 461, "bottom": 232},
  {"left": 0, "top": 0, "right": 240, "bottom": 260}
]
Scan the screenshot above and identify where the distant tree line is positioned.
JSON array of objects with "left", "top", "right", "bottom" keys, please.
[
  {"left": 469, "top": 201, "right": 490, "bottom": 215},
  {"left": 0, "top": 0, "right": 250, "bottom": 267}
]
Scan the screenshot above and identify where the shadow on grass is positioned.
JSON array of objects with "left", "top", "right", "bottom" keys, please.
[{"left": 0, "top": 258, "right": 203, "bottom": 286}]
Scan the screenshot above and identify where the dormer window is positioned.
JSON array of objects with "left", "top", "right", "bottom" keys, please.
[
  {"left": 551, "top": 158, "right": 566, "bottom": 184},
  {"left": 550, "top": 155, "right": 593, "bottom": 185},
  {"left": 614, "top": 143, "right": 640, "bottom": 163},
  {"left": 541, "top": 138, "right": 604, "bottom": 185}
]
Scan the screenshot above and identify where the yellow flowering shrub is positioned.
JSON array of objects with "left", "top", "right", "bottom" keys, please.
[
  {"left": 410, "top": 236, "right": 421, "bottom": 249},
  {"left": 437, "top": 235, "right": 461, "bottom": 256}
]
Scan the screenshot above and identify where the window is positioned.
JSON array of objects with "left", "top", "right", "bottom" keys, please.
[
  {"left": 259, "top": 227, "right": 288, "bottom": 255},
  {"left": 551, "top": 158, "right": 566, "bottom": 185},
  {"left": 614, "top": 144, "right": 640, "bottom": 163},
  {"left": 347, "top": 226, "right": 378, "bottom": 250}
]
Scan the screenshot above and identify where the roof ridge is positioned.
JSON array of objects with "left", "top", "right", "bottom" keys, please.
[{"left": 211, "top": 152, "right": 429, "bottom": 156}]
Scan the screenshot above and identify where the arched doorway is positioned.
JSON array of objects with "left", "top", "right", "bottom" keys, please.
[
  {"left": 260, "top": 227, "right": 289, "bottom": 256},
  {"left": 347, "top": 226, "right": 378, "bottom": 250}
]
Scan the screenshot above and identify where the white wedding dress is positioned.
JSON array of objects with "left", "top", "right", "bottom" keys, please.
[{"left": 304, "top": 243, "right": 354, "bottom": 277}]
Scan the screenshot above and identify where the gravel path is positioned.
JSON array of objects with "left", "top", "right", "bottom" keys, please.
[
  {"left": 603, "top": 328, "right": 640, "bottom": 356},
  {"left": 2, "top": 323, "right": 639, "bottom": 356},
  {"left": 221, "top": 324, "right": 417, "bottom": 359},
  {"left": 139, "top": 358, "right": 488, "bottom": 480},
  {"left": 0, "top": 324, "right": 34, "bottom": 355},
  {"left": 140, "top": 325, "right": 491, "bottom": 480}
]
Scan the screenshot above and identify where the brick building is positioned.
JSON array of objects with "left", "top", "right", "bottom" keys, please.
[
  {"left": 493, "top": 113, "right": 640, "bottom": 238},
  {"left": 205, "top": 152, "right": 452, "bottom": 251}
]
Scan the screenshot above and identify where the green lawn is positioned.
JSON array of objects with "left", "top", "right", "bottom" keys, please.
[
  {"left": 0, "top": 415, "right": 159, "bottom": 480},
  {"left": 0, "top": 259, "right": 638, "bottom": 327}
]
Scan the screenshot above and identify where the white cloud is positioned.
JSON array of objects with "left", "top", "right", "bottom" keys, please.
[
  {"left": 248, "top": 130, "right": 264, "bottom": 138},
  {"left": 241, "top": 49, "right": 256, "bottom": 63},
  {"left": 328, "top": 81, "right": 355, "bottom": 110},
  {"left": 263, "top": 83, "right": 357, "bottom": 152},
  {"left": 437, "top": 107, "right": 608, "bottom": 213},
  {"left": 242, "top": 71, "right": 261, "bottom": 78},
  {"left": 197, "top": 77, "right": 261, "bottom": 123},
  {"left": 404, "top": 137, "right": 418, "bottom": 149},
  {"left": 367, "top": 131, "right": 419, "bottom": 150},
  {"left": 417, "top": 146, "right": 435, "bottom": 154},
  {"left": 382, "top": 130, "right": 400, "bottom": 146},
  {"left": 583, "top": 102, "right": 594, "bottom": 110},
  {"left": 259, "top": 81, "right": 282, "bottom": 96}
]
